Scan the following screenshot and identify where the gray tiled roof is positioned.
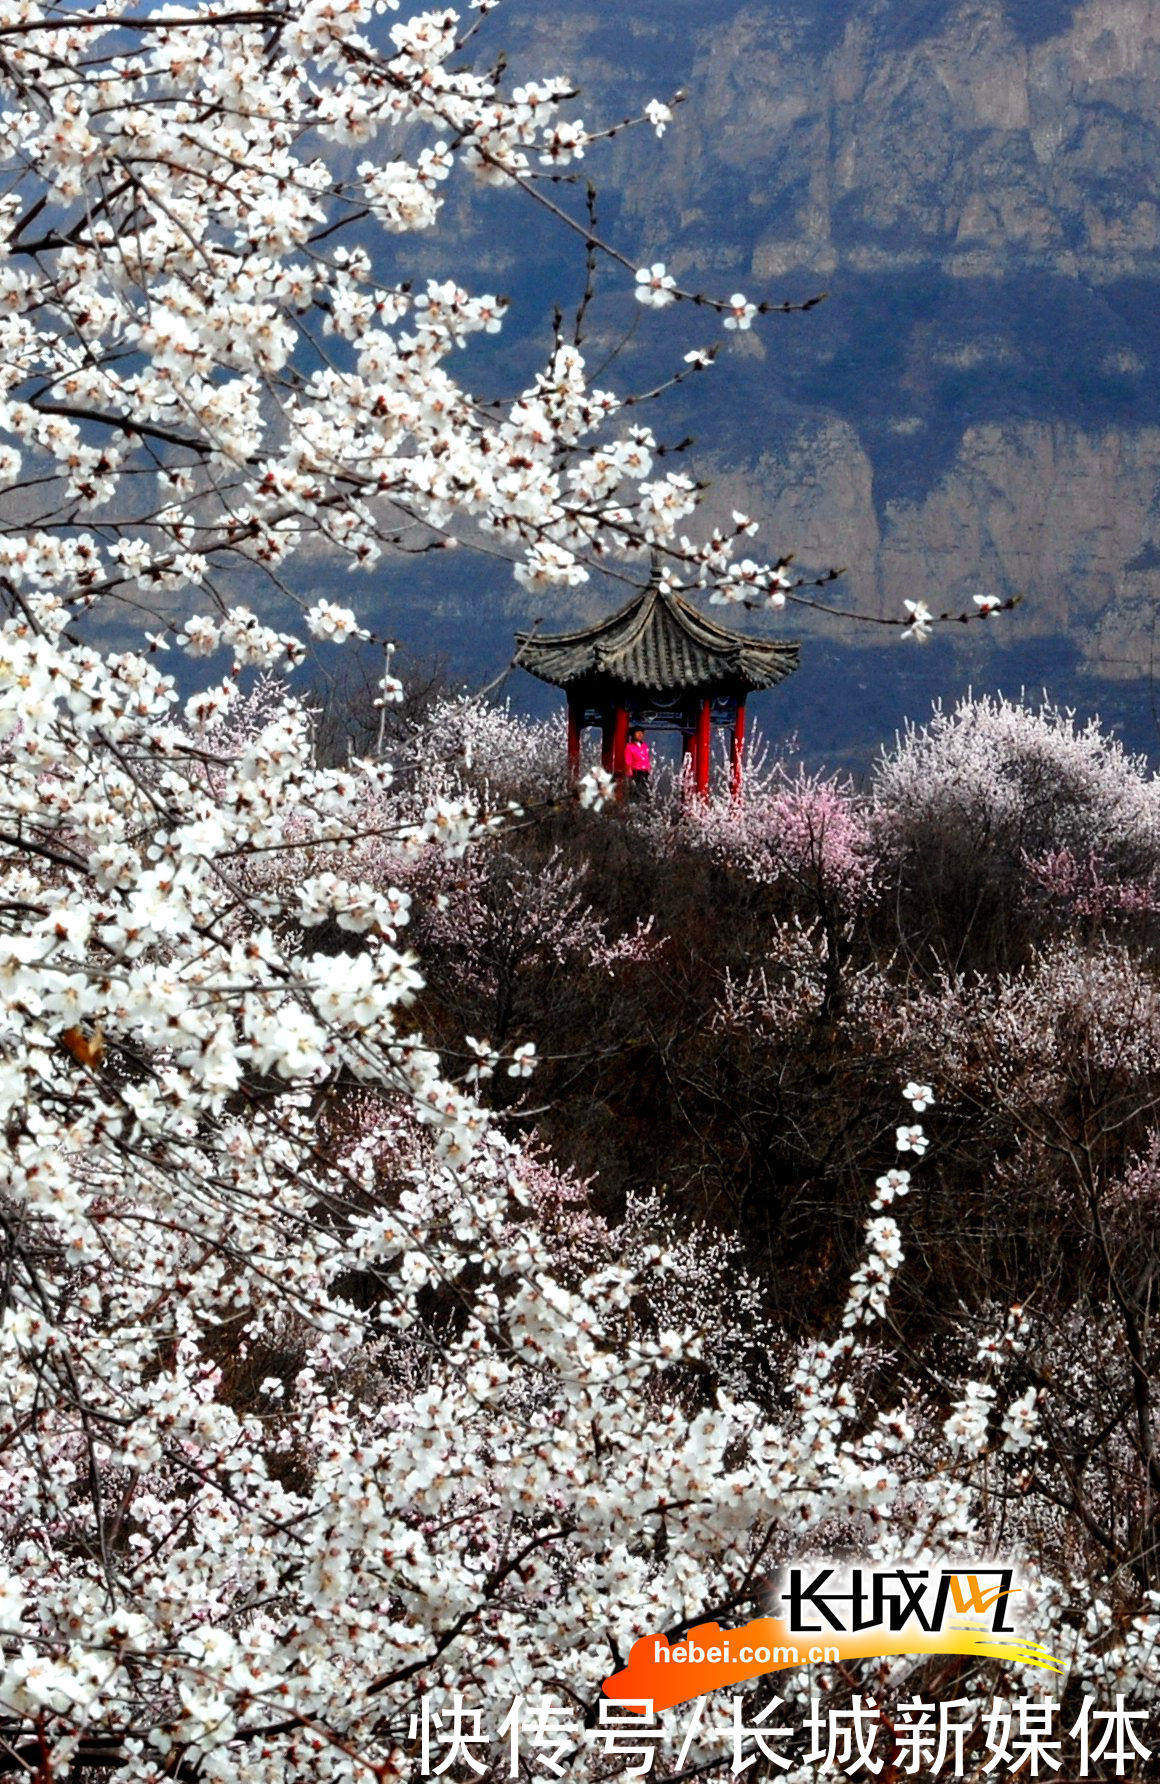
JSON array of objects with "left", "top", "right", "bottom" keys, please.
[{"left": 514, "top": 582, "right": 799, "bottom": 693}]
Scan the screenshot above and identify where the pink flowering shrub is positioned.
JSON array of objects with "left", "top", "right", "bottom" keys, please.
[
  {"left": 690, "top": 763, "right": 876, "bottom": 909},
  {"left": 1108, "top": 1129, "right": 1160, "bottom": 1215},
  {"left": 510, "top": 1152, "right": 772, "bottom": 1400},
  {"left": 678, "top": 764, "right": 876, "bottom": 1019},
  {"left": 1024, "top": 845, "right": 1160, "bottom": 919},
  {"left": 406, "top": 844, "right": 664, "bottom": 1046}
]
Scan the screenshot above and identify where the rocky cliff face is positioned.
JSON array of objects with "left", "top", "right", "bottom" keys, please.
[
  {"left": 654, "top": 0, "right": 1160, "bottom": 286},
  {"left": 498, "top": 0, "right": 1160, "bottom": 681}
]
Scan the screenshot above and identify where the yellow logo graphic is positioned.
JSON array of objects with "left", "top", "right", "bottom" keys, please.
[
  {"left": 948, "top": 1574, "right": 1017, "bottom": 1616},
  {"left": 602, "top": 1566, "right": 1058, "bottom": 1713}
]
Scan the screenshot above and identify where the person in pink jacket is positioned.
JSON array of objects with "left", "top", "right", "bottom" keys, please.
[{"left": 624, "top": 727, "right": 651, "bottom": 797}]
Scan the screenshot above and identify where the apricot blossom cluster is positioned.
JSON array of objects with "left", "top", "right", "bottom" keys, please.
[
  {"left": 0, "top": 0, "right": 816, "bottom": 639},
  {"left": 0, "top": 5, "right": 1151, "bottom": 1779}
]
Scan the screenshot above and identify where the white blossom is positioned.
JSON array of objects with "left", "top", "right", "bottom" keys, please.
[
  {"left": 895, "top": 1123, "right": 928, "bottom": 1155},
  {"left": 945, "top": 1381, "right": 995, "bottom": 1450},
  {"left": 507, "top": 1041, "right": 537, "bottom": 1078},
  {"left": 635, "top": 262, "right": 677, "bottom": 308},
  {"left": 1001, "top": 1386, "right": 1041, "bottom": 1452},
  {"left": 306, "top": 600, "right": 366, "bottom": 642},
  {"left": 872, "top": 1167, "right": 912, "bottom": 1209},
  {"left": 578, "top": 766, "right": 615, "bottom": 810},
  {"left": 901, "top": 598, "right": 934, "bottom": 641},
  {"left": 723, "top": 292, "right": 757, "bottom": 330}
]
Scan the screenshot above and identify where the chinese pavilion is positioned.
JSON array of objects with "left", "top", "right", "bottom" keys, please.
[{"left": 514, "top": 575, "right": 799, "bottom": 795}]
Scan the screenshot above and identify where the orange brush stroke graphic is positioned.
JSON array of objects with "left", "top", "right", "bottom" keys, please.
[{"left": 603, "top": 1617, "right": 1061, "bottom": 1713}]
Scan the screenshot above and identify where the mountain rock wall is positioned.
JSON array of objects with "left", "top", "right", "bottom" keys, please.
[{"left": 521, "top": 0, "right": 1160, "bottom": 673}]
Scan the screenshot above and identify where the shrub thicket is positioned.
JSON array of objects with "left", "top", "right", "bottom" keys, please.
[{"left": 315, "top": 685, "right": 1160, "bottom": 1598}]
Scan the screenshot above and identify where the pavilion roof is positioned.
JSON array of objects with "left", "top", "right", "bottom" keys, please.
[{"left": 513, "top": 579, "right": 799, "bottom": 694}]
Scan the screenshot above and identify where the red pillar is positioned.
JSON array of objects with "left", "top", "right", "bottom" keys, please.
[
  {"left": 695, "top": 697, "right": 711, "bottom": 800},
  {"left": 567, "top": 700, "right": 581, "bottom": 784},
  {"left": 730, "top": 698, "right": 746, "bottom": 798},
  {"left": 612, "top": 705, "right": 630, "bottom": 801}
]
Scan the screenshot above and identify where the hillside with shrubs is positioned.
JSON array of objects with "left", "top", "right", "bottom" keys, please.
[
  {"left": 326, "top": 681, "right": 1160, "bottom": 1621},
  {"left": 7, "top": 628, "right": 1160, "bottom": 1778}
]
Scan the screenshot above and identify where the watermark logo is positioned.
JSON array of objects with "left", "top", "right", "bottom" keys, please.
[
  {"left": 603, "top": 1563, "right": 1059, "bottom": 1713},
  {"left": 784, "top": 1565, "right": 1018, "bottom": 1635}
]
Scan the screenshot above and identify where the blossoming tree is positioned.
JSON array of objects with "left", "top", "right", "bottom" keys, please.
[{"left": 0, "top": 2, "right": 1150, "bottom": 1781}]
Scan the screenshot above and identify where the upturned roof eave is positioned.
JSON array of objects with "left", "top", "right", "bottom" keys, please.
[
  {"left": 513, "top": 580, "right": 800, "bottom": 693},
  {"left": 512, "top": 583, "right": 657, "bottom": 654},
  {"left": 517, "top": 651, "right": 799, "bottom": 694}
]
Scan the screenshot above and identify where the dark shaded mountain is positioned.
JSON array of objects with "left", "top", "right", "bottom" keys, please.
[{"left": 490, "top": 0, "right": 1160, "bottom": 689}]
